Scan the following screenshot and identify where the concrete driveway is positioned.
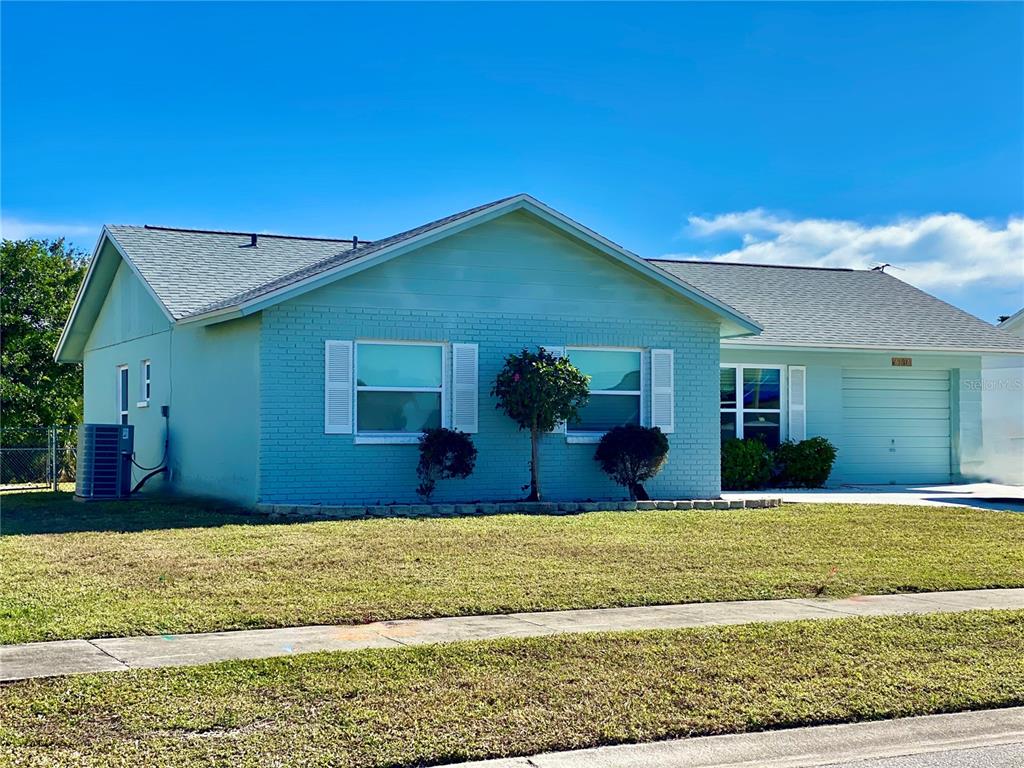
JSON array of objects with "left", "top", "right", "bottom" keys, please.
[{"left": 722, "top": 482, "right": 1024, "bottom": 511}]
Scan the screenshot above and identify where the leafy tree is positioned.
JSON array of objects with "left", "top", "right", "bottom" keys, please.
[
  {"left": 492, "top": 347, "right": 590, "bottom": 501},
  {"left": 1, "top": 238, "right": 88, "bottom": 430}
]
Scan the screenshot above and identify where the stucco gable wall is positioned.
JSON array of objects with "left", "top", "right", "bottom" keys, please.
[{"left": 259, "top": 212, "right": 722, "bottom": 504}]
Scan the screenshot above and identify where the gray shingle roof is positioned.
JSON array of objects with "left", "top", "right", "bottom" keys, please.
[
  {"left": 192, "top": 195, "right": 521, "bottom": 314},
  {"left": 105, "top": 225, "right": 362, "bottom": 319},
  {"left": 650, "top": 260, "right": 1023, "bottom": 352}
]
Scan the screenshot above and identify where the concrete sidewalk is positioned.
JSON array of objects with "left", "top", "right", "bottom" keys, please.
[
  {"left": 723, "top": 482, "right": 1024, "bottom": 511},
  {"left": 444, "top": 707, "right": 1024, "bottom": 768},
  {"left": 3, "top": 588, "right": 1022, "bottom": 682}
]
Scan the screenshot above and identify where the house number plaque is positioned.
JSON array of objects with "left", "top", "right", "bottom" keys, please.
[{"left": 891, "top": 357, "right": 913, "bottom": 367}]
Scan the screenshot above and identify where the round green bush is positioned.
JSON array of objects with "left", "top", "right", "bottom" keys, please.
[
  {"left": 774, "top": 436, "right": 837, "bottom": 488},
  {"left": 594, "top": 424, "right": 670, "bottom": 500},
  {"left": 721, "top": 437, "right": 773, "bottom": 490}
]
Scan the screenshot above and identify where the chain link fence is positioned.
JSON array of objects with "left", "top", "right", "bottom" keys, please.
[{"left": 0, "top": 426, "right": 78, "bottom": 492}]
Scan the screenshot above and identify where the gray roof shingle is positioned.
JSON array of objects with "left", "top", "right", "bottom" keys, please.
[
  {"left": 105, "top": 225, "right": 362, "bottom": 319},
  {"left": 650, "top": 260, "right": 1023, "bottom": 352},
  {"left": 192, "top": 195, "right": 521, "bottom": 314}
]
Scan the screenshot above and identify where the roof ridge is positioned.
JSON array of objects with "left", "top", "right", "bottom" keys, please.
[
  {"left": 132, "top": 224, "right": 365, "bottom": 244},
  {"left": 646, "top": 258, "right": 858, "bottom": 273}
]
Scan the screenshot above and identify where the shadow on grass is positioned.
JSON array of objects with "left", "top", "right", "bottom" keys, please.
[{"left": 0, "top": 491, "right": 281, "bottom": 535}]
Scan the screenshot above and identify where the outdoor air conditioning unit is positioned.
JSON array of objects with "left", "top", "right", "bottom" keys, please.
[{"left": 76, "top": 424, "right": 134, "bottom": 500}]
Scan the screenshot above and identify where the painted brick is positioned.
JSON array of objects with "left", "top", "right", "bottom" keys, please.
[{"left": 259, "top": 304, "right": 721, "bottom": 504}]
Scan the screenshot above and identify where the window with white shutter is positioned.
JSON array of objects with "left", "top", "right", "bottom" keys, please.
[
  {"left": 719, "top": 365, "right": 783, "bottom": 446},
  {"left": 451, "top": 343, "right": 479, "bottom": 433},
  {"left": 788, "top": 365, "right": 807, "bottom": 442},
  {"left": 324, "top": 340, "right": 353, "bottom": 434},
  {"left": 650, "top": 348, "right": 675, "bottom": 433}
]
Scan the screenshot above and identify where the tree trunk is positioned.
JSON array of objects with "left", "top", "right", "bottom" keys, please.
[{"left": 528, "top": 426, "right": 541, "bottom": 501}]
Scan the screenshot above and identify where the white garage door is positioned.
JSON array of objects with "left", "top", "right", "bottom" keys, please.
[{"left": 839, "top": 368, "right": 952, "bottom": 484}]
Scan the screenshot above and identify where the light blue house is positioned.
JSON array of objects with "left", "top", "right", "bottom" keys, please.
[{"left": 55, "top": 195, "right": 1022, "bottom": 506}]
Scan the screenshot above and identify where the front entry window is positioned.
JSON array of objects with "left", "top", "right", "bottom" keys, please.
[{"left": 720, "top": 365, "right": 782, "bottom": 447}]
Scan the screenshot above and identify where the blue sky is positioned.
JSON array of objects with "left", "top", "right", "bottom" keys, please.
[{"left": 3, "top": 2, "right": 1021, "bottom": 321}]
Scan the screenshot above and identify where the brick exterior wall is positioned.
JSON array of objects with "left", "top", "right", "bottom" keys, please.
[{"left": 259, "top": 304, "right": 722, "bottom": 504}]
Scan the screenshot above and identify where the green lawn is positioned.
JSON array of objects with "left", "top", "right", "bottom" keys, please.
[
  {"left": 1, "top": 492, "right": 1022, "bottom": 644},
  {"left": 1, "top": 611, "right": 1021, "bottom": 767}
]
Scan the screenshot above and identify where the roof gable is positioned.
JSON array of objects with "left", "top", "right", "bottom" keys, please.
[{"left": 183, "top": 195, "right": 761, "bottom": 336}]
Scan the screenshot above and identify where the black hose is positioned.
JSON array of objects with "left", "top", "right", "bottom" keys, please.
[{"left": 132, "top": 466, "right": 167, "bottom": 494}]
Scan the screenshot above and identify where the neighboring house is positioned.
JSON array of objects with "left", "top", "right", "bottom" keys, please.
[
  {"left": 55, "top": 195, "right": 1024, "bottom": 505},
  {"left": 981, "top": 308, "right": 1024, "bottom": 484}
]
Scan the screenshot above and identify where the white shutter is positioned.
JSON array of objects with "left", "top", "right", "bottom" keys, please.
[
  {"left": 650, "top": 348, "right": 674, "bottom": 433},
  {"left": 541, "top": 346, "right": 566, "bottom": 433},
  {"left": 788, "top": 365, "right": 807, "bottom": 442},
  {"left": 451, "top": 343, "right": 479, "bottom": 433},
  {"left": 324, "top": 340, "right": 353, "bottom": 434},
  {"left": 640, "top": 350, "right": 650, "bottom": 427}
]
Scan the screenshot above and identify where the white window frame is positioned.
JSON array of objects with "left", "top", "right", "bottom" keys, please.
[
  {"left": 720, "top": 364, "right": 786, "bottom": 444},
  {"left": 116, "top": 365, "right": 129, "bottom": 425},
  {"left": 565, "top": 346, "right": 644, "bottom": 444},
  {"left": 353, "top": 340, "right": 448, "bottom": 445},
  {"left": 137, "top": 359, "right": 151, "bottom": 407}
]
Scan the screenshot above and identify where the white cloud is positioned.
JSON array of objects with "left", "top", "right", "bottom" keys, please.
[
  {"left": 673, "top": 209, "right": 1024, "bottom": 291},
  {"left": 0, "top": 216, "right": 96, "bottom": 242}
]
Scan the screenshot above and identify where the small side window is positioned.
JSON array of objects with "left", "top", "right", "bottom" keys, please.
[
  {"left": 117, "top": 365, "right": 129, "bottom": 425},
  {"left": 139, "top": 359, "right": 151, "bottom": 405}
]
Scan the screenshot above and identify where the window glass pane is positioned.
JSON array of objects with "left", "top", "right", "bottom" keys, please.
[
  {"left": 119, "top": 369, "right": 129, "bottom": 411},
  {"left": 357, "top": 391, "right": 441, "bottom": 433},
  {"left": 743, "top": 368, "right": 780, "bottom": 410},
  {"left": 569, "top": 350, "right": 641, "bottom": 391},
  {"left": 720, "top": 368, "right": 737, "bottom": 407},
  {"left": 571, "top": 394, "right": 640, "bottom": 432},
  {"left": 357, "top": 344, "right": 442, "bottom": 388},
  {"left": 744, "top": 412, "right": 781, "bottom": 448},
  {"left": 720, "top": 412, "right": 737, "bottom": 443}
]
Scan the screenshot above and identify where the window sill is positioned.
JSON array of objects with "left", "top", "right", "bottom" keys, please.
[
  {"left": 566, "top": 433, "right": 604, "bottom": 444},
  {"left": 354, "top": 434, "right": 422, "bottom": 445},
  {"left": 136, "top": 401, "right": 149, "bottom": 409}
]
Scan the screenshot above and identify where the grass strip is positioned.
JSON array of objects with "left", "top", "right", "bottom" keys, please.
[
  {"left": 1, "top": 611, "right": 1022, "bottom": 767},
  {"left": 2, "top": 493, "right": 1022, "bottom": 644}
]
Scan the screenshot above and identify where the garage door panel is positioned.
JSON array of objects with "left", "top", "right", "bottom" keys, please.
[
  {"left": 843, "top": 418, "right": 950, "bottom": 437},
  {"left": 844, "top": 391, "right": 950, "bottom": 408},
  {"left": 843, "top": 368, "right": 950, "bottom": 381},
  {"left": 841, "top": 447, "right": 952, "bottom": 464},
  {"left": 841, "top": 434, "right": 951, "bottom": 449},
  {"left": 842, "top": 377, "right": 950, "bottom": 392},
  {"left": 838, "top": 368, "right": 951, "bottom": 484}
]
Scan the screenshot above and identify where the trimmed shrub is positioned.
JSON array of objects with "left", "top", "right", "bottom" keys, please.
[
  {"left": 721, "top": 437, "right": 773, "bottom": 490},
  {"left": 775, "top": 436, "right": 837, "bottom": 488},
  {"left": 594, "top": 424, "right": 670, "bottom": 500},
  {"left": 416, "top": 428, "right": 478, "bottom": 501}
]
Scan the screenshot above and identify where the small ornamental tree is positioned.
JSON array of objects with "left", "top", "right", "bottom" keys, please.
[
  {"left": 594, "top": 424, "right": 670, "bottom": 500},
  {"left": 416, "top": 427, "right": 477, "bottom": 501},
  {"left": 492, "top": 348, "right": 590, "bottom": 501}
]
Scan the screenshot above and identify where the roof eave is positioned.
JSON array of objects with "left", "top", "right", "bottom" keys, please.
[{"left": 722, "top": 339, "right": 1024, "bottom": 355}]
